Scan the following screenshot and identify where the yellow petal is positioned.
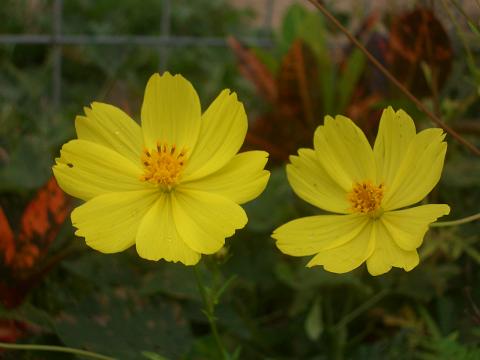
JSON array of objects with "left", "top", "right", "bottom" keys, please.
[
  {"left": 136, "top": 194, "right": 200, "bottom": 265},
  {"left": 182, "top": 89, "right": 247, "bottom": 181},
  {"left": 273, "top": 214, "right": 368, "bottom": 256},
  {"left": 171, "top": 189, "right": 247, "bottom": 254},
  {"left": 71, "top": 190, "right": 159, "bottom": 253},
  {"left": 382, "top": 128, "right": 447, "bottom": 210},
  {"left": 141, "top": 72, "right": 201, "bottom": 150},
  {"left": 286, "top": 148, "right": 350, "bottom": 213},
  {"left": 53, "top": 140, "right": 148, "bottom": 201},
  {"left": 366, "top": 220, "right": 420, "bottom": 276},
  {"left": 373, "top": 107, "right": 416, "bottom": 187},
  {"left": 76, "top": 102, "right": 143, "bottom": 164},
  {"left": 306, "top": 221, "right": 374, "bottom": 273},
  {"left": 181, "top": 151, "right": 269, "bottom": 204},
  {"left": 314, "top": 115, "right": 376, "bottom": 191},
  {"left": 381, "top": 204, "right": 450, "bottom": 251}
]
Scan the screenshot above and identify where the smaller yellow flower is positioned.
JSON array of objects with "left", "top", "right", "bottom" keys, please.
[
  {"left": 53, "top": 72, "right": 270, "bottom": 265},
  {"left": 272, "top": 107, "right": 450, "bottom": 275}
]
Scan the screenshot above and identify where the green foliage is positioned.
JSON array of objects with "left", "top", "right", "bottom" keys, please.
[
  {"left": 54, "top": 290, "right": 191, "bottom": 360},
  {"left": 0, "top": 136, "right": 52, "bottom": 191},
  {"left": 0, "top": 0, "right": 254, "bottom": 193},
  {"left": 1, "top": 1, "right": 480, "bottom": 360}
]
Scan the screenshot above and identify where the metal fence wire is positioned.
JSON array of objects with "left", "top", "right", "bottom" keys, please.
[{"left": 0, "top": 0, "right": 275, "bottom": 110}]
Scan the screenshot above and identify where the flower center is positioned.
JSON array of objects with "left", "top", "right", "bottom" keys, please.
[
  {"left": 140, "top": 142, "right": 187, "bottom": 190},
  {"left": 347, "top": 181, "right": 384, "bottom": 216}
]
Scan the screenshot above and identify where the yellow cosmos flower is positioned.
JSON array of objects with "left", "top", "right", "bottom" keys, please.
[
  {"left": 272, "top": 107, "right": 450, "bottom": 276},
  {"left": 53, "top": 72, "right": 269, "bottom": 265}
]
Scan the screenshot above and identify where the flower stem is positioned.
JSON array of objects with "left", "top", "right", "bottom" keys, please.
[
  {"left": 430, "top": 213, "right": 480, "bottom": 227},
  {"left": 0, "top": 342, "right": 115, "bottom": 360},
  {"left": 333, "top": 289, "right": 389, "bottom": 332},
  {"left": 193, "top": 266, "right": 228, "bottom": 359}
]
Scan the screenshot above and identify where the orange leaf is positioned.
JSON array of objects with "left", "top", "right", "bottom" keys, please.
[
  {"left": 18, "top": 177, "right": 69, "bottom": 250},
  {"left": 12, "top": 244, "right": 41, "bottom": 270}
]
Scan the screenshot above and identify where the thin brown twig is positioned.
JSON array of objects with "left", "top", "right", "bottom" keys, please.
[{"left": 306, "top": 0, "right": 480, "bottom": 157}]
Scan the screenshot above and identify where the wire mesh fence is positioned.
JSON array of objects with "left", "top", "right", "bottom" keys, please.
[{"left": 0, "top": 0, "right": 275, "bottom": 110}]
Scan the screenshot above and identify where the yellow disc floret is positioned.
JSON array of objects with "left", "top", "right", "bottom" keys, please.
[
  {"left": 347, "top": 181, "right": 384, "bottom": 216},
  {"left": 140, "top": 142, "right": 187, "bottom": 190}
]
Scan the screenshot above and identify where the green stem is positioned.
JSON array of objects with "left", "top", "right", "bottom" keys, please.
[
  {"left": 0, "top": 342, "right": 115, "bottom": 360},
  {"left": 333, "top": 289, "right": 389, "bottom": 331},
  {"left": 430, "top": 213, "right": 480, "bottom": 227},
  {"left": 193, "top": 266, "right": 228, "bottom": 359}
]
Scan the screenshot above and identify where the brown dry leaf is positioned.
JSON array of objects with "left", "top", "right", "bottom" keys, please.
[{"left": 388, "top": 7, "right": 453, "bottom": 98}]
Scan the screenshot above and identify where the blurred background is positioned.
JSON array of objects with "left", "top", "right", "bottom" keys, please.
[{"left": 1, "top": 0, "right": 480, "bottom": 359}]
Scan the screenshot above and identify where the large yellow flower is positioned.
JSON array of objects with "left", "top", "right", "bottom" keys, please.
[
  {"left": 53, "top": 72, "right": 269, "bottom": 265},
  {"left": 272, "top": 107, "right": 450, "bottom": 275}
]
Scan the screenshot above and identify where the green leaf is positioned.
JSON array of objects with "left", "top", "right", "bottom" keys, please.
[
  {"left": 418, "top": 305, "right": 441, "bottom": 339},
  {"left": 0, "top": 302, "right": 54, "bottom": 331},
  {"left": 295, "top": 6, "right": 334, "bottom": 114},
  {"left": 297, "top": 9, "right": 328, "bottom": 60},
  {"left": 252, "top": 47, "right": 280, "bottom": 74},
  {"left": 280, "top": 4, "right": 308, "bottom": 54},
  {"left": 0, "top": 136, "right": 52, "bottom": 191},
  {"left": 54, "top": 290, "right": 192, "bottom": 360},
  {"left": 214, "top": 275, "right": 237, "bottom": 303},
  {"left": 337, "top": 49, "right": 366, "bottom": 113},
  {"left": 275, "top": 261, "right": 371, "bottom": 294},
  {"left": 139, "top": 263, "right": 200, "bottom": 300},
  {"left": 305, "top": 297, "right": 323, "bottom": 341},
  {"left": 141, "top": 351, "right": 170, "bottom": 360},
  {"left": 229, "top": 346, "right": 243, "bottom": 360}
]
